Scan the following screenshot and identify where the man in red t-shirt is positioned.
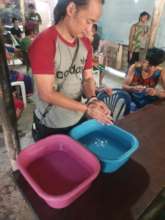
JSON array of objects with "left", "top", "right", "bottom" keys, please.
[{"left": 29, "top": 0, "right": 112, "bottom": 141}]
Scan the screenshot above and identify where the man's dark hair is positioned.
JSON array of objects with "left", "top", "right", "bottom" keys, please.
[
  {"left": 28, "top": 3, "right": 35, "bottom": 9},
  {"left": 139, "top": 11, "right": 150, "bottom": 21},
  {"left": 93, "top": 23, "right": 98, "bottom": 31},
  {"left": 54, "top": 0, "right": 105, "bottom": 24},
  {"left": 12, "top": 17, "right": 18, "bottom": 23},
  {"left": 146, "top": 48, "right": 165, "bottom": 66}
]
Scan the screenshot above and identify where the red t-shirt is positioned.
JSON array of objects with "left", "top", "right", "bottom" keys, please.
[
  {"left": 29, "top": 25, "right": 93, "bottom": 75},
  {"left": 29, "top": 26, "right": 93, "bottom": 128}
]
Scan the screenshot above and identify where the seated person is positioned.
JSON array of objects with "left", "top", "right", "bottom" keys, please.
[
  {"left": 5, "top": 44, "right": 22, "bottom": 57},
  {"left": 10, "top": 17, "right": 22, "bottom": 44},
  {"left": 20, "top": 29, "right": 33, "bottom": 72},
  {"left": 20, "top": 29, "right": 33, "bottom": 53},
  {"left": 123, "top": 47, "right": 165, "bottom": 109},
  {"left": 4, "top": 33, "right": 22, "bottom": 62}
]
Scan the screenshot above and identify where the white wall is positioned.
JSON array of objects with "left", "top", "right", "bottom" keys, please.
[
  {"left": 35, "top": 0, "right": 57, "bottom": 30},
  {"left": 99, "top": 0, "right": 155, "bottom": 45}
]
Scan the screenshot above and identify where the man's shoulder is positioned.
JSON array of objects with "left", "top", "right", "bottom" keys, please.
[
  {"left": 29, "top": 26, "right": 57, "bottom": 52},
  {"left": 35, "top": 26, "right": 57, "bottom": 41},
  {"left": 131, "top": 23, "right": 138, "bottom": 28}
]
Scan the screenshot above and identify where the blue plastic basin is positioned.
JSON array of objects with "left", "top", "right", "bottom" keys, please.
[{"left": 70, "top": 119, "right": 139, "bottom": 173}]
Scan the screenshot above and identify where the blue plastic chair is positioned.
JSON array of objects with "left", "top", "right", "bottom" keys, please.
[{"left": 97, "top": 88, "right": 131, "bottom": 121}]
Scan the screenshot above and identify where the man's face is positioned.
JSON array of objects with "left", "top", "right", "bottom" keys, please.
[
  {"left": 14, "top": 20, "right": 19, "bottom": 28},
  {"left": 142, "top": 60, "right": 156, "bottom": 72},
  {"left": 29, "top": 7, "right": 35, "bottom": 14},
  {"left": 67, "top": 0, "right": 102, "bottom": 38},
  {"left": 140, "top": 15, "right": 149, "bottom": 23},
  {"left": 142, "top": 60, "right": 149, "bottom": 71}
]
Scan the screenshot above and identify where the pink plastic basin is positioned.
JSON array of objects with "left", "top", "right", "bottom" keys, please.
[{"left": 16, "top": 135, "right": 100, "bottom": 208}]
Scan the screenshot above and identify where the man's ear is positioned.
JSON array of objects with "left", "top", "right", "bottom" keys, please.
[{"left": 66, "top": 2, "right": 77, "bottom": 17}]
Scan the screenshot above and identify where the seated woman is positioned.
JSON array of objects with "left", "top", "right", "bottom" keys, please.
[{"left": 123, "top": 48, "right": 165, "bottom": 109}]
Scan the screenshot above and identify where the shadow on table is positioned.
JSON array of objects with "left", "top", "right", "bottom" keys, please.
[{"left": 13, "top": 159, "right": 150, "bottom": 220}]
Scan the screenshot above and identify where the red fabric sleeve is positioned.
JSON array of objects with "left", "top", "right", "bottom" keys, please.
[
  {"left": 81, "top": 37, "right": 93, "bottom": 70},
  {"left": 29, "top": 26, "right": 57, "bottom": 74}
]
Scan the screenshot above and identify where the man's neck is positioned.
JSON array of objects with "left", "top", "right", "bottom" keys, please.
[{"left": 55, "top": 21, "right": 76, "bottom": 43}]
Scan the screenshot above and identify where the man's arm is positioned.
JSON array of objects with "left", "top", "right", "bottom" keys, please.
[
  {"left": 82, "top": 68, "right": 96, "bottom": 98},
  {"left": 123, "top": 64, "right": 146, "bottom": 92},
  {"left": 34, "top": 72, "right": 112, "bottom": 124},
  {"left": 147, "top": 69, "right": 165, "bottom": 98},
  {"left": 159, "top": 69, "right": 165, "bottom": 97},
  {"left": 123, "top": 64, "right": 135, "bottom": 91},
  {"left": 34, "top": 74, "right": 87, "bottom": 113}
]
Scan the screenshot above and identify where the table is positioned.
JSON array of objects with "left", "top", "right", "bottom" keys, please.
[{"left": 14, "top": 100, "right": 165, "bottom": 220}]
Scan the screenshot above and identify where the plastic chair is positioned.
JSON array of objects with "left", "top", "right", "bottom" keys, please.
[
  {"left": 11, "top": 81, "right": 27, "bottom": 108},
  {"left": 97, "top": 88, "right": 131, "bottom": 121}
]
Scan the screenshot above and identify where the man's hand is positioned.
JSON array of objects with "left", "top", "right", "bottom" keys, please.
[
  {"left": 133, "top": 85, "right": 146, "bottom": 93},
  {"left": 86, "top": 100, "right": 113, "bottom": 124},
  {"left": 145, "top": 88, "right": 158, "bottom": 96}
]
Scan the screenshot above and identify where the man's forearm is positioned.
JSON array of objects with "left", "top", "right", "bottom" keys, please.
[
  {"left": 40, "top": 90, "right": 87, "bottom": 113},
  {"left": 123, "top": 84, "right": 135, "bottom": 92},
  {"left": 156, "top": 89, "right": 165, "bottom": 98},
  {"left": 82, "top": 78, "right": 96, "bottom": 98}
]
